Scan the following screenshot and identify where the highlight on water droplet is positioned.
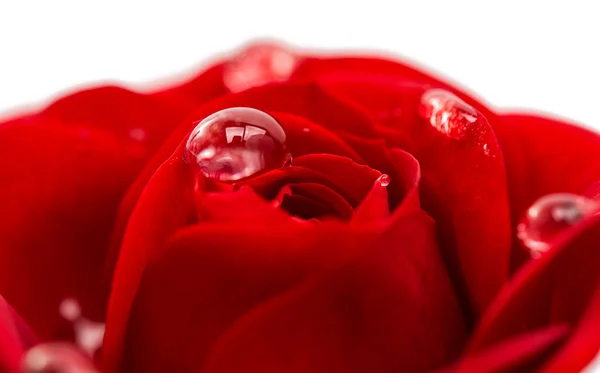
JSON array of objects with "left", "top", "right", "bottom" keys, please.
[
  {"left": 223, "top": 43, "right": 298, "bottom": 92},
  {"left": 517, "top": 193, "right": 598, "bottom": 258},
  {"left": 419, "top": 89, "right": 478, "bottom": 139},
  {"left": 186, "top": 107, "right": 292, "bottom": 183},
  {"left": 21, "top": 342, "right": 98, "bottom": 373},
  {"left": 377, "top": 174, "right": 391, "bottom": 187}
]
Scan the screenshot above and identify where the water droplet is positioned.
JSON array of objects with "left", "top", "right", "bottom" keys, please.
[
  {"left": 302, "top": 127, "right": 310, "bottom": 133},
  {"left": 419, "top": 89, "right": 478, "bottom": 139},
  {"left": 21, "top": 343, "right": 98, "bottom": 373},
  {"left": 186, "top": 107, "right": 291, "bottom": 183},
  {"left": 483, "top": 143, "right": 490, "bottom": 156},
  {"left": 517, "top": 193, "right": 598, "bottom": 258},
  {"left": 377, "top": 174, "right": 391, "bottom": 187},
  {"left": 58, "top": 299, "right": 105, "bottom": 357},
  {"left": 223, "top": 43, "right": 298, "bottom": 92}
]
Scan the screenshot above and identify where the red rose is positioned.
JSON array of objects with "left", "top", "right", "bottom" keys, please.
[{"left": 1, "top": 42, "right": 599, "bottom": 373}]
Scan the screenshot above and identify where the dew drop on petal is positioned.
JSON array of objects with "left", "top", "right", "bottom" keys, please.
[
  {"left": 186, "top": 107, "right": 292, "bottom": 183},
  {"left": 377, "top": 174, "right": 391, "bottom": 187},
  {"left": 419, "top": 89, "right": 478, "bottom": 139},
  {"left": 517, "top": 193, "right": 598, "bottom": 258},
  {"left": 483, "top": 143, "right": 490, "bottom": 156},
  {"left": 21, "top": 342, "right": 98, "bottom": 373},
  {"left": 223, "top": 43, "right": 298, "bottom": 92}
]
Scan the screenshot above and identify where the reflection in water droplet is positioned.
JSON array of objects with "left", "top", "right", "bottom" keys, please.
[
  {"left": 517, "top": 193, "right": 598, "bottom": 258},
  {"left": 58, "top": 299, "right": 105, "bottom": 358},
  {"left": 377, "top": 174, "right": 391, "bottom": 187},
  {"left": 22, "top": 343, "right": 98, "bottom": 373},
  {"left": 223, "top": 43, "right": 298, "bottom": 92},
  {"left": 419, "top": 89, "right": 478, "bottom": 139},
  {"left": 186, "top": 107, "right": 291, "bottom": 183}
]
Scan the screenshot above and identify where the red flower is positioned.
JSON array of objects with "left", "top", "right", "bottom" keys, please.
[{"left": 1, "top": 42, "right": 599, "bottom": 373}]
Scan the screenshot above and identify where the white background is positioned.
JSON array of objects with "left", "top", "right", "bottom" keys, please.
[
  {"left": 1, "top": 1, "right": 599, "bottom": 131},
  {"left": 0, "top": 0, "right": 599, "bottom": 370}
]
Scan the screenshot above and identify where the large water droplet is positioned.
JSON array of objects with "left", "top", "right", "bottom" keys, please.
[
  {"left": 186, "top": 107, "right": 291, "bottom": 183},
  {"left": 21, "top": 343, "right": 98, "bottom": 373},
  {"left": 419, "top": 89, "right": 478, "bottom": 139},
  {"left": 517, "top": 193, "right": 598, "bottom": 258},
  {"left": 223, "top": 43, "right": 298, "bottom": 92},
  {"left": 377, "top": 174, "right": 391, "bottom": 187}
]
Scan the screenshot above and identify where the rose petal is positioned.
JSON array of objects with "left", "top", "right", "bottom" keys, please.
[
  {"left": 292, "top": 57, "right": 497, "bottom": 120},
  {"left": 151, "top": 63, "right": 228, "bottom": 107},
  {"left": 337, "top": 134, "right": 421, "bottom": 212},
  {"left": 102, "top": 144, "right": 196, "bottom": 373},
  {"left": 117, "top": 221, "right": 381, "bottom": 373},
  {"left": 352, "top": 176, "right": 391, "bottom": 224},
  {"left": 287, "top": 182, "right": 355, "bottom": 220},
  {"left": 270, "top": 111, "right": 363, "bottom": 161},
  {"left": 320, "top": 78, "right": 511, "bottom": 319},
  {"left": 42, "top": 85, "right": 189, "bottom": 159},
  {"left": 291, "top": 154, "right": 382, "bottom": 206},
  {"left": 437, "top": 324, "right": 569, "bottom": 373},
  {"left": 280, "top": 194, "right": 335, "bottom": 220},
  {"left": 0, "top": 117, "right": 139, "bottom": 339},
  {"left": 292, "top": 57, "right": 441, "bottom": 86},
  {"left": 538, "top": 285, "right": 600, "bottom": 372},
  {"left": 203, "top": 211, "right": 465, "bottom": 373},
  {"left": 198, "top": 186, "right": 294, "bottom": 223},
  {"left": 104, "top": 83, "right": 374, "bottom": 278},
  {"left": 493, "top": 114, "right": 600, "bottom": 269},
  {"left": 1, "top": 295, "right": 37, "bottom": 373},
  {"left": 467, "top": 213, "right": 600, "bottom": 371}
]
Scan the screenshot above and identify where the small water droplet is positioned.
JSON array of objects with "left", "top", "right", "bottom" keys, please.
[
  {"left": 419, "top": 89, "right": 478, "bottom": 139},
  {"left": 302, "top": 127, "right": 310, "bottom": 133},
  {"left": 517, "top": 193, "right": 598, "bottom": 258},
  {"left": 483, "top": 143, "right": 490, "bottom": 156},
  {"left": 186, "top": 107, "right": 291, "bottom": 183},
  {"left": 223, "top": 43, "right": 298, "bottom": 92},
  {"left": 377, "top": 174, "right": 391, "bottom": 187},
  {"left": 22, "top": 343, "right": 98, "bottom": 373}
]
